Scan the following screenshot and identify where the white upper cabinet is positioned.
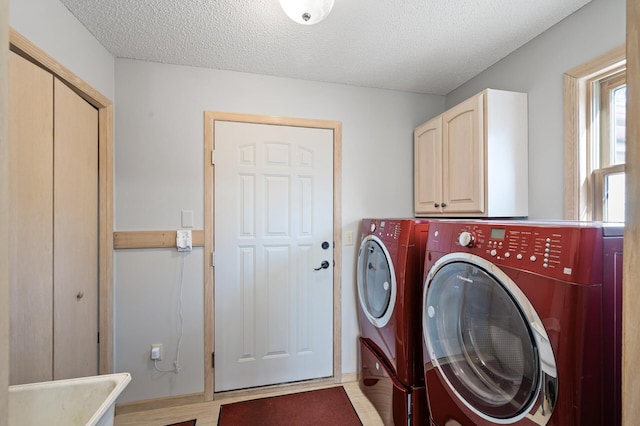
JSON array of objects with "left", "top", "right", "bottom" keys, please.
[{"left": 414, "top": 89, "right": 528, "bottom": 218}]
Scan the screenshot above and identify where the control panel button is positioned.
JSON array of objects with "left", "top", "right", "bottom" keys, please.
[
  {"left": 458, "top": 231, "right": 475, "bottom": 247},
  {"left": 517, "top": 254, "right": 523, "bottom": 260},
  {"left": 490, "top": 249, "right": 497, "bottom": 256},
  {"left": 504, "top": 252, "right": 510, "bottom": 258},
  {"left": 530, "top": 255, "right": 537, "bottom": 262},
  {"left": 370, "top": 223, "right": 376, "bottom": 232}
]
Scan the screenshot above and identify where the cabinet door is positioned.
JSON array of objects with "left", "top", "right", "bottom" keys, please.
[
  {"left": 53, "top": 78, "right": 99, "bottom": 380},
  {"left": 8, "top": 51, "right": 54, "bottom": 385},
  {"left": 442, "top": 92, "right": 485, "bottom": 214},
  {"left": 414, "top": 116, "right": 443, "bottom": 215}
]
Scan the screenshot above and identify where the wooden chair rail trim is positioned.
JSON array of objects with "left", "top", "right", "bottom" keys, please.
[{"left": 113, "top": 230, "right": 204, "bottom": 249}]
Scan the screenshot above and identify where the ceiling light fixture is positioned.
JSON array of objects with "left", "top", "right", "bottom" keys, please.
[{"left": 279, "top": 0, "right": 335, "bottom": 25}]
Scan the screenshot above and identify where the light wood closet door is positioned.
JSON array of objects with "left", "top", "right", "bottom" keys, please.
[
  {"left": 53, "top": 78, "right": 99, "bottom": 380},
  {"left": 8, "top": 52, "right": 99, "bottom": 384},
  {"left": 8, "top": 51, "right": 54, "bottom": 385}
]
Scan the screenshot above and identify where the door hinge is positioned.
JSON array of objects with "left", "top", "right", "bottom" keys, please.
[
  {"left": 212, "top": 352, "right": 215, "bottom": 368},
  {"left": 211, "top": 150, "right": 215, "bottom": 165},
  {"left": 212, "top": 251, "right": 215, "bottom": 267},
  {"left": 97, "top": 332, "right": 100, "bottom": 344}
]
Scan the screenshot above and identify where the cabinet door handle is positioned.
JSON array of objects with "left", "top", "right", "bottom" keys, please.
[
  {"left": 441, "top": 202, "right": 447, "bottom": 208},
  {"left": 434, "top": 203, "right": 439, "bottom": 208}
]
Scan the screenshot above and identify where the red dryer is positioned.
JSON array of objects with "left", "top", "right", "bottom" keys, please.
[
  {"left": 357, "top": 218, "right": 430, "bottom": 425},
  {"left": 421, "top": 220, "right": 623, "bottom": 426}
]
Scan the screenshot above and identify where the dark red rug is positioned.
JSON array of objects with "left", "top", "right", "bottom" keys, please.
[{"left": 217, "top": 386, "right": 362, "bottom": 426}]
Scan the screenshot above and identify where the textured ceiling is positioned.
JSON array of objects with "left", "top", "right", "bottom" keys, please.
[{"left": 58, "top": 0, "right": 592, "bottom": 95}]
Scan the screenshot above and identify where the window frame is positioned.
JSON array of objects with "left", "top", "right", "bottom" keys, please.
[
  {"left": 596, "top": 70, "right": 626, "bottom": 168},
  {"left": 563, "top": 45, "right": 626, "bottom": 220},
  {"left": 592, "top": 163, "right": 625, "bottom": 221}
]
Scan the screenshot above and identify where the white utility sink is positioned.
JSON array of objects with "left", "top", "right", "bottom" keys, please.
[{"left": 9, "top": 372, "right": 131, "bottom": 426}]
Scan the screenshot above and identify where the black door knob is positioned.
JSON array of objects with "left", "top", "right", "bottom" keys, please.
[{"left": 314, "top": 260, "right": 330, "bottom": 271}]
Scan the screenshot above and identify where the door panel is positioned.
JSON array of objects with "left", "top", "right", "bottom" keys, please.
[
  {"left": 214, "top": 121, "right": 334, "bottom": 391},
  {"left": 424, "top": 253, "right": 557, "bottom": 424},
  {"left": 442, "top": 93, "right": 485, "bottom": 213},
  {"left": 8, "top": 51, "right": 54, "bottom": 385},
  {"left": 414, "top": 116, "right": 443, "bottom": 215},
  {"left": 357, "top": 236, "right": 396, "bottom": 327},
  {"left": 53, "top": 78, "right": 99, "bottom": 380}
]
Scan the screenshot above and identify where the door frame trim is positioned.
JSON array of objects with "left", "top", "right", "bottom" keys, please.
[
  {"left": 203, "top": 111, "right": 342, "bottom": 400},
  {"left": 9, "top": 28, "right": 114, "bottom": 375}
]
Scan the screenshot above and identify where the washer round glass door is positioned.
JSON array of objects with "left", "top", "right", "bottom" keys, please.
[
  {"left": 423, "top": 253, "right": 557, "bottom": 424},
  {"left": 357, "top": 235, "right": 397, "bottom": 328}
]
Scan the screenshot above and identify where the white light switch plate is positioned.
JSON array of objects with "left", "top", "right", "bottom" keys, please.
[
  {"left": 345, "top": 231, "right": 353, "bottom": 246},
  {"left": 181, "top": 210, "right": 194, "bottom": 228}
]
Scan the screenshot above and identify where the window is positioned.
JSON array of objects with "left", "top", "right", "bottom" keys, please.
[
  {"left": 592, "top": 69, "right": 626, "bottom": 221},
  {"left": 564, "top": 46, "right": 626, "bottom": 222}
]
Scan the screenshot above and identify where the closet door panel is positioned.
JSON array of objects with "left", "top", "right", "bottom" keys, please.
[
  {"left": 8, "top": 51, "right": 54, "bottom": 385},
  {"left": 53, "top": 78, "right": 99, "bottom": 380}
]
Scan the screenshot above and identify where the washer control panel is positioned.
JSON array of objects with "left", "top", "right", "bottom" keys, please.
[
  {"left": 361, "top": 218, "right": 406, "bottom": 244},
  {"left": 427, "top": 220, "right": 603, "bottom": 284}
]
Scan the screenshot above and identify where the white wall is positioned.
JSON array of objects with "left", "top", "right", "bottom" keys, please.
[
  {"left": 445, "top": 0, "right": 626, "bottom": 220},
  {"left": 114, "top": 58, "right": 444, "bottom": 402},
  {"left": 9, "top": 0, "right": 115, "bottom": 100}
]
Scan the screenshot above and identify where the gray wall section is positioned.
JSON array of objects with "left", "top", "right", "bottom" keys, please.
[
  {"left": 114, "top": 248, "right": 205, "bottom": 401},
  {"left": 445, "top": 0, "right": 626, "bottom": 220},
  {"left": 9, "top": 0, "right": 115, "bottom": 100},
  {"left": 114, "top": 57, "right": 444, "bottom": 401}
]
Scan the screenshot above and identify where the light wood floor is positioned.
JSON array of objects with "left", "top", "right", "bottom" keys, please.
[{"left": 114, "top": 381, "right": 384, "bottom": 426}]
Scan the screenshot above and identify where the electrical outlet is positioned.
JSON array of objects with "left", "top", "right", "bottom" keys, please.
[
  {"left": 176, "top": 230, "right": 192, "bottom": 252},
  {"left": 151, "top": 344, "right": 163, "bottom": 361}
]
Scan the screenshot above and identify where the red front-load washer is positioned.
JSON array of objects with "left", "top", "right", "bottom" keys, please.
[
  {"left": 357, "top": 218, "right": 430, "bottom": 425},
  {"left": 421, "top": 220, "right": 623, "bottom": 426}
]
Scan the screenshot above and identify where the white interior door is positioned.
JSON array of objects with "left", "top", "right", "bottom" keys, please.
[{"left": 214, "top": 121, "right": 334, "bottom": 392}]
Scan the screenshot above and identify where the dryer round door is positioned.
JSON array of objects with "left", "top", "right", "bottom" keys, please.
[
  {"left": 357, "top": 235, "right": 397, "bottom": 328},
  {"left": 423, "top": 253, "right": 558, "bottom": 425}
]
